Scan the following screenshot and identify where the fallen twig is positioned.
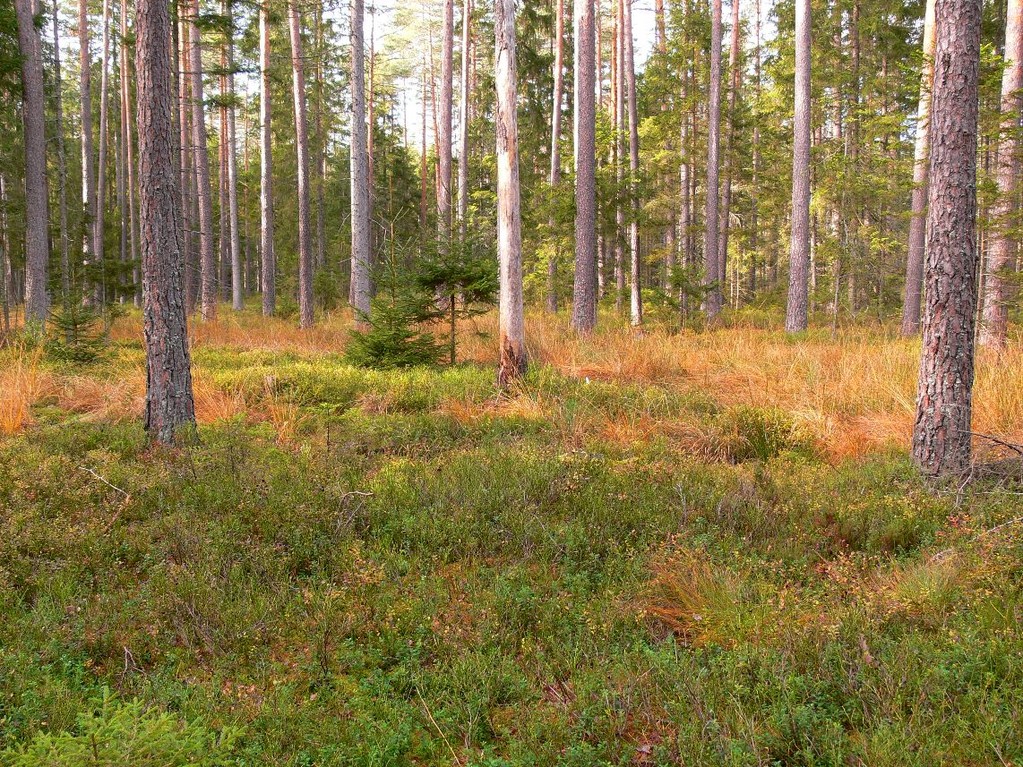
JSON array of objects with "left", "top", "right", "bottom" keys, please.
[{"left": 79, "top": 465, "right": 132, "bottom": 501}]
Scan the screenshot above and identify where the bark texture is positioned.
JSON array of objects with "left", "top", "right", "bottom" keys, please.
[
  {"left": 260, "top": 1, "right": 276, "bottom": 316},
  {"left": 703, "top": 0, "right": 723, "bottom": 319},
  {"left": 288, "top": 0, "right": 314, "bottom": 328},
  {"left": 624, "top": 0, "right": 641, "bottom": 327},
  {"left": 784, "top": 0, "right": 811, "bottom": 332},
  {"left": 458, "top": 0, "right": 472, "bottom": 240},
  {"left": 187, "top": 0, "right": 217, "bottom": 320},
  {"left": 136, "top": 0, "right": 196, "bottom": 443},
  {"left": 495, "top": 0, "right": 526, "bottom": 386},
  {"left": 572, "top": 0, "right": 597, "bottom": 332},
  {"left": 901, "top": 0, "right": 937, "bottom": 336},
  {"left": 911, "top": 0, "right": 982, "bottom": 476},
  {"left": 350, "top": 0, "right": 372, "bottom": 319},
  {"left": 438, "top": 0, "right": 454, "bottom": 243},
  {"left": 547, "top": 0, "right": 565, "bottom": 313},
  {"left": 14, "top": 0, "right": 50, "bottom": 323}
]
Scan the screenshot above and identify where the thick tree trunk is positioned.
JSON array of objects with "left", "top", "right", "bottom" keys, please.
[
  {"left": 911, "top": 0, "right": 981, "bottom": 476},
  {"left": 14, "top": 0, "right": 50, "bottom": 323},
  {"left": 571, "top": 0, "right": 597, "bottom": 332},
  {"left": 704, "top": 0, "right": 723, "bottom": 319},
  {"left": 495, "top": 0, "right": 526, "bottom": 386},
  {"left": 259, "top": 1, "right": 276, "bottom": 316},
  {"left": 546, "top": 0, "right": 564, "bottom": 313},
  {"left": 135, "top": 0, "right": 196, "bottom": 443},
  {"left": 624, "top": 0, "right": 641, "bottom": 327},
  {"left": 187, "top": 0, "right": 217, "bottom": 321},
  {"left": 288, "top": 0, "right": 314, "bottom": 328},
  {"left": 718, "top": 0, "right": 740, "bottom": 295},
  {"left": 80, "top": 0, "right": 97, "bottom": 301},
  {"left": 784, "top": 0, "right": 811, "bottom": 332},
  {"left": 350, "top": 0, "right": 372, "bottom": 319},
  {"left": 900, "top": 0, "right": 937, "bottom": 336},
  {"left": 979, "top": 0, "right": 1022, "bottom": 348}
]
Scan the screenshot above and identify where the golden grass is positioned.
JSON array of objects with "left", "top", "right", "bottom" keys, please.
[
  {"left": 6, "top": 307, "right": 1022, "bottom": 460},
  {"left": 0, "top": 347, "right": 51, "bottom": 435}
]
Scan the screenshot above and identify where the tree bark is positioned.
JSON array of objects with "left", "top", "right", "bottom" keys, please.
[
  {"left": 979, "top": 0, "right": 1022, "bottom": 348},
  {"left": 900, "top": 0, "right": 937, "bottom": 336},
  {"left": 624, "top": 0, "right": 641, "bottom": 327},
  {"left": 458, "top": 0, "right": 472, "bottom": 242},
  {"left": 80, "top": 0, "right": 97, "bottom": 301},
  {"left": 784, "top": 0, "right": 811, "bottom": 332},
  {"left": 546, "top": 0, "right": 564, "bottom": 313},
  {"left": 704, "top": 0, "right": 723, "bottom": 319},
  {"left": 177, "top": 1, "right": 196, "bottom": 312},
  {"left": 350, "top": 0, "right": 372, "bottom": 319},
  {"left": 288, "top": 0, "right": 314, "bottom": 328},
  {"left": 54, "top": 1, "right": 71, "bottom": 305},
  {"left": 15, "top": 0, "right": 50, "bottom": 323},
  {"left": 495, "top": 0, "right": 526, "bottom": 386},
  {"left": 718, "top": 0, "right": 740, "bottom": 295},
  {"left": 225, "top": 0, "right": 242, "bottom": 310},
  {"left": 572, "top": 0, "right": 597, "bottom": 332},
  {"left": 95, "top": 0, "right": 112, "bottom": 303},
  {"left": 911, "top": 0, "right": 981, "bottom": 476},
  {"left": 135, "top": 0, "right": 196, "bottom": 443},
  {"left": 120, "top": 0, "right": 140, "bottom": 306},
  {"left": 187, "top": 0, "right": 217, "bottom": 321},
  {"left": 614, "top": 0, "right": 625, "bottom": 314},
  {"left": 437, "top": 0, "right": 454, "bottom": 247},
  {"left": 259, "top": 0, "right": 276, "bottom": 316}
]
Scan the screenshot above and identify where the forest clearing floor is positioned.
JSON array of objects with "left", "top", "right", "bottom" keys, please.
[{"left": 1, "top": 307, "right": 1022, "bottom": 764}]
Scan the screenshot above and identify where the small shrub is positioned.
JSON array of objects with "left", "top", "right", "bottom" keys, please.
[{"left": 714, "top": 406, "right": 816, "bottom": 462}]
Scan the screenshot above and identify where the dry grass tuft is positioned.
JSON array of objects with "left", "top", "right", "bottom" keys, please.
[
  {"left": 0, "top": 347, "right": 51, "bottom": 434},
  {"left": 192, "top": 369, "right": 247, "bottom": 424},
  {"left": 57, "top": 372, "right": 145, "bottom": 423}
]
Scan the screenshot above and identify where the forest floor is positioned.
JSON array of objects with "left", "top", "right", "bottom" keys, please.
[{"left": 1, "top": 307, "right": 1022, "bottom": 765}]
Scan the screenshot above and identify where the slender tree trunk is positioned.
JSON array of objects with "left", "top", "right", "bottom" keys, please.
[
  {"left": 784, "top": 0, "right": 811, "bottom": 332},
  {"left": 186, "top": 0, "right": 216, "bottom": 320},
  {"left": 224, "top": 0, "right": 242, "bottom": 310},
  {"left": 572, "top": 0, "right": 597, "bottom": 331},
  {"left": 435, "top": 0, "right": 454, "bottom": 248},
  {"left": 749, "top": 0, "right": 761, "bottom": 299},
  {"left": 458, "top": 0, "right": 472, "bottom": 241},
  {"left": 14, "top": 0, "right": 50, "bottom": 323},
  {"left": 117, "top": 39, "right": 127, "bottom": 300},
  {"left": 259, "top": 0, "right": 276, "bottom": 316},
  {"left": 120, "top": 0, "right": 140, "bottom": 305},
  {"left": 218, "top": 50, "right": 229, "bottom": 302},
  {"left": 979, "top": 0, "right": 1022, "bottom": 348},
  {"left": 614, "top": 0, "right": 625, "bottom": 314},
  {"left": 546, "top": 0, "right": 564, "bottom": 313},
  {"left": 95, "top": 0, "right": 112, "bottom": 303},
  {"left": 718, "top": 0, "right": 740, "bottom": 295},
  {"left": 177, "top": 1, "right": 196, "bottom": 312},
  {"left": 901, "top": 0, "right": 937, "bottom": 335},
  {"left": 0, "top": 174, "right": 10, "bottom": 331},
  {"left": 313, "top": 5, "right": 326, "bottom": 269},
  {"left": 54, "top": 3, "right": 71, "bottom": 305},
  {"left": 80, "top": 0, "right": 97, "bottom": 301},
  {"left": 624, "top": 0, "right": 641, "bottom": 327},
  {"left": 288, "top": 0, "right": 314, "bottom": 328},
  {"left": 655, "top": 0, "right": 666, "bottom": 51},
  {"left": 495, "top": 0, "right": 526, "bottom": 386},
  {"left": 135, "top": 0, "right": 196, "bottom": 443},
  {"left": 704, "top": 0, "right": 723, "bottom": 319},
  {"left": 912, "top": 0, "right": 981, "bottom": 476},
  {"left": 350, "top": 0, "right": 371, "bottom": 318}
]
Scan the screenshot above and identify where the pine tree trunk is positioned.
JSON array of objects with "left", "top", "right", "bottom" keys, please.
[
  {"left": 186, "top": 0, "right": 216, "bottom": 321},
  {"left": 95, "top": 0, "right": 112, "bottom": 303},
  {"left": 80, "top": 0, "right": 97, "bottom": 301},
  {"left": 624, "top": 0, "right": 641, "bottom": 327},
  {"left": 718, "top": 0, "right": 740, "bottom": 297},
  {"left": 571, "top": 0, "right": 597, "bottom": 332},
  {"left": 0, "top": 174, "right": 10, "bottom": 331},
  {"left": 350, "top": 0, "right": 372, "bottom": 319},
  {"left": 495, "top": 0, "right": 526, "bottom": 386},
  {"left": 784, "top": 0, "right": 811, "bottom": 332},
  {"left": 437, "top": 0, "right": 454, "bottom": 247},
  {"left": 177, "top": 2, "right": 196, "bottom": 312},
  {"left": 911, "top": 0, "right": 981, "bottom": 476},
  {"left": 979, "top": 0, "right": 1022, "bottom": 348},
  {"left": 546, "top": 0, "right": 564, "bottom": 313},
  {"left": 54, "top": 2, "right": 71, "bottom": 305},
  {"left": 135, "top": 0, "right": 196, "bottom": 443},
  {"left": 288, "top": 0, "right": 314, "bottom": 328},
  {"left": 225, "top": 0, "right": 242, "bottom": 310},
  {"left": 704, "top": 0, "right": 723, "bottom": 319},
  {"left": 458, "top": 0, "right": 472, "bottom": 242},
  {"left": 313, "top": 5, "right": 326, "bottom": 270},
  {"left": 259, "top": 0, "right": 276, "bottom": 316},
  {"left": 14, "top": 0, "right": 50, "bottom": 323},
  {"left": 614, "top": 0, "right": 625, "bottom": 315},
  {"left": 900, "top": 0, "right": 937, "bottom": 336}
]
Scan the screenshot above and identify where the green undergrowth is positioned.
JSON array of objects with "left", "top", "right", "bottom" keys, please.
[{"left": 1, "top": 354, "right": 1021, "bottom": 765}]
